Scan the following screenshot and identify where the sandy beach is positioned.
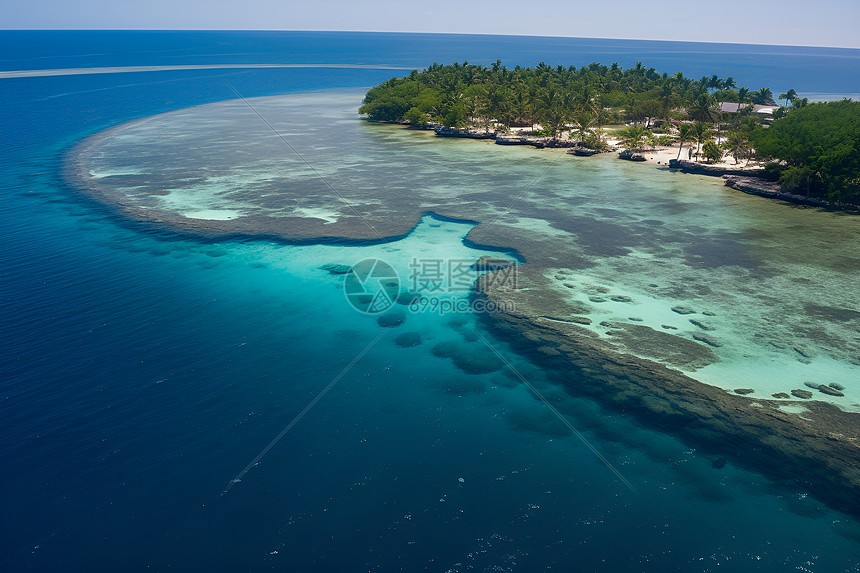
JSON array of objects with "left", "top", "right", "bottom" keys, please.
[{"left": 603, "top": 133, "right": 761, "bottom": 169}]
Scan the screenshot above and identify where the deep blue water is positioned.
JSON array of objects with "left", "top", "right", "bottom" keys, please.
[
  {"left": 3, "top": 30, "right": 860, "bottom": 96},
  {"left": 2, "top": 31, "right": 860, "bottom": 572}
]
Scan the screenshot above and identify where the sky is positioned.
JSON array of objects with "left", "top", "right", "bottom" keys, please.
[{"left": 2, "top": 0, "right": 859, "bottom": 49}]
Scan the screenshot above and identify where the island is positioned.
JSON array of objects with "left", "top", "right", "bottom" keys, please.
[
  {"left": 66, "top": 87, "right": 860, "bottom": 518},
  {"left": 360, "top": 61, "right": 860, "bottom": 207}
]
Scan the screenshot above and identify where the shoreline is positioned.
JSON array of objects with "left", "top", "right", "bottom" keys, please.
[
  {"left": 411, "top": 123, "right": 860, "bottom": 213},
  {"left": 66, "top": 96, "right": 860, "bottom": 517},
  {"left": 412, "top": 123, "right": 860, "bottom": 515}
]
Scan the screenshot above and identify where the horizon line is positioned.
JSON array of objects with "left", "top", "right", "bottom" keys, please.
[{"left": 1, "top": 28, "right": 858, "bottom": 51}]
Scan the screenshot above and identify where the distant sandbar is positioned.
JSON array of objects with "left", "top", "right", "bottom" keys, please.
[{"left": 0, "top": 63, "right": 414, "bottom": 79}]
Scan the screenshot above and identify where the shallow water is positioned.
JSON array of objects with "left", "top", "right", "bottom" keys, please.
[
  {"left": 4, "top": 31, "right": 860, "bottom": 572},
  {"left": 73, "top": 90, "right": 860, "bottom": 409},
  {"left": 5, "top": 200, "right": 860, "bottom": 572}
]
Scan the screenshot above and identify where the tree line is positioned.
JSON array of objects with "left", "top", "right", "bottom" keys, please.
[
  {"left": 360, "top": 61, "right": 858, "bottom": 204},
  {"left": 360, "top": 60, "right": 776, "bottom": 134},
  {"left": 754, "top": 100, "right": 859, "bottom": 203}
]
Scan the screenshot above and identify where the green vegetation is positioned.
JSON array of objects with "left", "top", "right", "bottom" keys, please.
[
  {"left": 361, "top": 61, "right": 859, "bottom": 205},
  {"left": 702, "top": 140, "right": 723, "bottom": 163},
  {"left": 724, "top": 129, "right": 753, "bottom": 165},
  {"left": 753, "top": 100, "right": 860, "bottom": 203},
  {"left": 617, "top": 125, "right": 652, "bottom": 150},
  {"left": 360, "top": 60, "right": 773, "bottom": 137},
  {"left": 691, "top": 121, "right": 714, "bottom": 160}
]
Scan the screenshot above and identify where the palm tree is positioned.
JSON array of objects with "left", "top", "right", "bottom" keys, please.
[
  {"left": 619, "top": 124, "right": 652, "bottom": 150},
  {"left": 542, "top": 105, "right": 568, "bottom": 139},
  {"left": 708, "top": 75, "right": 724, "bottom": 93},
  {"left": 536, "top": 87, "right": 570, "bottom": 138},
  {"left": 691, "top": 121, "right": 713, "bottom": 162},
  {"left": 724, "top": 130, "right": 752, "bottom": 165},
  {"left": 593, "top": 106, "right": 610, "bottom": 129},
  {"left": 735, "top": 116, "right": 758, "bottom": 135},
  {"left": 752, "top": 87, "right": 775, "bottom": 105},
  {"left": 688, "top": 94, "right": 719, "bottom": 123},
  {"left": 702, "top": 140, "right": 724, "bottom": 163},
  {"left": 676, "top": 123, "right": 693, "bottom": 160},
  {"left": 573, "top": 111, "right": 595, "bottom": 142},
  {"left": 536, "top": 86, "right": 558, "bottom": 117},
  {"left": 658, "top": 82, "right": 677, "bottom": 121},
  {"left": 526, "top": 84, "right": 544, "bottom": 128},
  {"left": 574, "top": 111, "right": 608, "bottom": 149},
  {"left": 511, "top": 87, "right": 532, "bottom": 126},
  {"left": 723, "top": 77, "right": 737, "bottom": 91},
  {"left": 778, "top": 88, "right": 798, "bottom": 107},
  {"left": 462, "top": 84, "right": 490, "bottom": 128},
  {"left": 579, "top": 83, "right": 593, "bottom": 107},
  {"left": 483, "top": 85, "right": 508, "bottom": 127}
]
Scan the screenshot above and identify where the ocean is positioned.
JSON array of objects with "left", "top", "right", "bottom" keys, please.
[{"left": 1, "top": 31, "right": 859, "bottom": 572}]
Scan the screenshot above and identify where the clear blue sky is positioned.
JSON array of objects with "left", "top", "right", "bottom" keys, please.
[{"left": 2, "top": 0, "right": 858, "bottom": 49}]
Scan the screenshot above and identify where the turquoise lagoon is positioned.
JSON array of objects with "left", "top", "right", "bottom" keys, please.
[
  {"left": 74, "top": 90, "right": 860, "bottom": 411},
  {"left": 4, "top": 31, "right": 860, "bottom": 572}
]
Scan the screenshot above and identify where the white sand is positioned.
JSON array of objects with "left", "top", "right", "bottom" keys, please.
[{"left": 603, "top": 135, "right": 762, "bottom": 170}]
